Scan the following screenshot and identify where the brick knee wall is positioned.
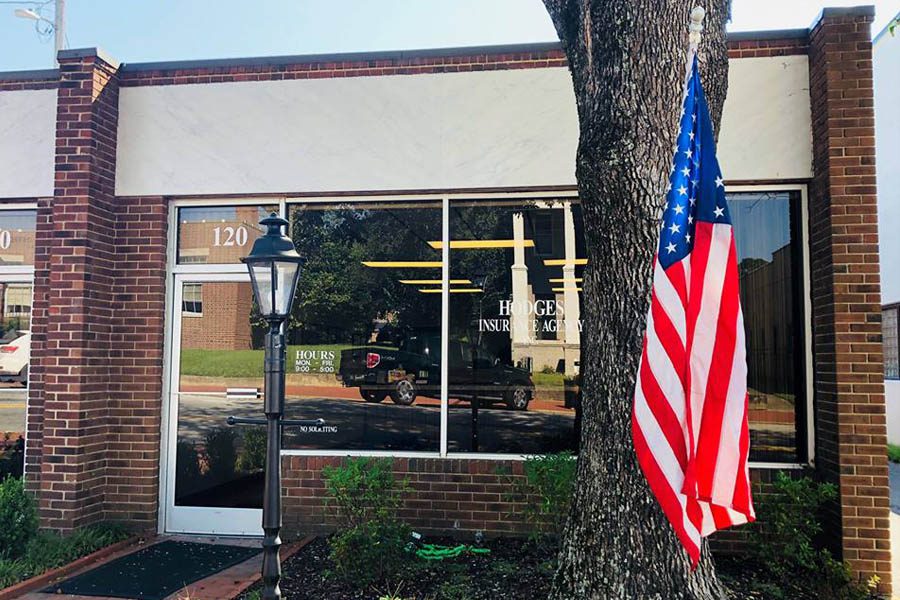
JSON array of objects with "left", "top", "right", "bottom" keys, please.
[{"left": 282, "top": 456, "right": 535, "bottom": 538}]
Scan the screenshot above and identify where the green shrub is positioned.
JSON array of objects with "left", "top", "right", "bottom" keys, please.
[
  {"left": 887, "top": 443, "right": 900, "bottom": 464},
  {"left": 747, "top": 471, "right": 876, "bottom": 599},
  {"left": 506, "top": 452, "right": 576, "bottom": 541},
  {"left": 322, "top": 457, "right": 408, "bottom": 528},
  {"left": 204, "top": 427, "right": 238, "bottom": 481},
  {"left": 236, "top": 429, "right": 266, "bottom": 473},
  {"left": 0, "top": 477, "right": 37, "bottom": 559},
  {"left": 322, "top": 458, "right": 411, "bottom": 587},
  {"left": 0, "top": 435, "right": 24, "bottom": 481},
  {"left": 0, "top": 523, "right": 128, "bottom": 588},
  {"left": 329, "top": 519, "right": 412, "bottom": 588}
]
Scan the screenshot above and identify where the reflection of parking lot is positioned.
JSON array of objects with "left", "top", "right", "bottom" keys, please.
[
  {"left": 0, "top": 383, "right": 26, "bottom": 435},
  {"left": 175, "top": 393, "right": 577, "bottom": 455}
]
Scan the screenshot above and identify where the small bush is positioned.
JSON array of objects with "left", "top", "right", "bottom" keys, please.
[
  {"left": 506, "top": 452, "right": 576, "bottom": 541},
  {"left": 204, "top": 427, "right": 238, "bottom": 481},
  {"left": 887, "top": 443, "right": 900, "bottom": 464},
  {"left": 746, "top": 471, "right": 876, "bottom": 600},
  {"left": 0, "top": 477, "right": 38, "bottom": 559},
  {"left": 236, "top": 429, "right": 266, "bottom": 473},
  {"left": 322, "top": 458, "right": 410, "bottom": 587},
  {"left": 0, "top": 523, "right": 128, "bottom": 588},
  {"left": 0, "top": 436, "right": 24, "bottom": 481}
]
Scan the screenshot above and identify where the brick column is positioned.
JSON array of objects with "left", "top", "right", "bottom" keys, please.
[
  {"left": 26, "top": 49, "right": 121, "bottom": 531},
  {"left": 807, "top": 7, "right": 890, "bottom": 594}
]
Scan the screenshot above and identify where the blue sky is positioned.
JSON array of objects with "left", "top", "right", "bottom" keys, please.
[{"left": 0, "top": 0, "right": 897, "bottom": 71}]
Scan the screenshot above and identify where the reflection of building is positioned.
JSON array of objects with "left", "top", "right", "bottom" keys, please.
[
  {"left": 0, "top": 227, "right": 35, "bottom": 266},
  {"left": 178, "top": 206, "right": 268, "bottom": 264},
  {"left": 0, "top": 284, "right": 32, "bottom": 332},
  {"left": 738, "top": 244, "right": 794, "bottom": 401},
  {"left": 510, "top": 201, "right": 582, "bottom": 376},
  {"left": 181, "top": 282, "right": 254, "bottom": 350}
]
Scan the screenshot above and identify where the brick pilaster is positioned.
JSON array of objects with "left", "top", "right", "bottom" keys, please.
[
  {"left": 807, "top": 7, "right": 890, "bottom": 594},
  {"left": 26, "top": 49, "right": 121, "bottom": 531}
]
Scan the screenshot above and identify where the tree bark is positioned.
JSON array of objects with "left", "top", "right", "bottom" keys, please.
[{"left": 541, "top": 1, "right": 732, "bottom": 599}]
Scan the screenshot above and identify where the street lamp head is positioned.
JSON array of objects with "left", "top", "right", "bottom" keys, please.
[
  {"left": 14, "top": 8, "right": 41, "bottom": 20},
  {"left": 242, "top": 213, "right": 303, "bottom": 322}
]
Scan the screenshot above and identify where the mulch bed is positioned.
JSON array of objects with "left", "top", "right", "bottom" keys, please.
[
  {"left": 238, "top": 536, "right": 557, "bottom": 600},
  {"left": 238, "top": 537, "right": 875, "bottom": 600}
]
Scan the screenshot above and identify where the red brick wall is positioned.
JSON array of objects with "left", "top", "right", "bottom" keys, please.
[
  {"left": 26, "top": 53, "right": 122, "bottom": 531},
  {"left": 282, "top": 456, "right": 534, "bottom": 538},
  {"left": 105, "top": 195, "right": 167, "bottom": 528},
  {"left": 807, "top": 8, "right": 890, "bottom": 594}
]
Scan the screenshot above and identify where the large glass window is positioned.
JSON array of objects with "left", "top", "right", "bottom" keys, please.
[
  {"left": 177, "top": 205, "right": 278, "bottom": 265},
  {"left": 168, "top": 193, "right": 809, "bottom": 463},
  {"left": 447, "top": 199, "right": 582, "bottom": 454},
  {"left": 730, "top": 191, "right": 805, "bottom": 463},
  {"left": 885, "top": 304, "right": 899, "bottom": 380},
  {"left": 283, "top": 201, "right": 443, "bottom": 451}
]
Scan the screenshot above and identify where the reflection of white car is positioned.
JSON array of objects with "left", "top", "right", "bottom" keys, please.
[{"left": 0, "top": 332, "right": 29, "bottom": 385}]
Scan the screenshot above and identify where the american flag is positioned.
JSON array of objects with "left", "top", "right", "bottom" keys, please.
[{"left": 632, "top": 55, "right": 755, "bottom": 566}]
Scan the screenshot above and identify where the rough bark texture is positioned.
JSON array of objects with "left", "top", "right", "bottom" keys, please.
[{"left": 541, "top": 1, "right": 732, "bottom": 598}]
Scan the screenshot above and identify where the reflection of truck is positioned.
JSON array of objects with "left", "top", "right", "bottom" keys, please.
[
  {"left": 0, "top": 331, "right": 29, "bottom": 386},
  {"left": 338, "top": 336, "right": 534, "bottom": 410}
]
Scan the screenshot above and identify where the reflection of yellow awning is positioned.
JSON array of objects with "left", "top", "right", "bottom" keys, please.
[
  {"left": 552, "top": 287, "right": 582, "bottom": 292},
  {"left": 399, "top": 279, "right": 471, "bottom": 285},
  {"left": 549, "top": 278, "right": 583, "bottom": 283},
  {"left": 418, "top": 288, "right": 483, "bottom": 294},
  {"left": 362, "top": 261, "right": 442, "bottom": 268},
  {"left": 427, "top": 240, "right": 535, "bottom": 249},
  {"left": 543, "top": 258, "right": 587, "bottom": 266}
]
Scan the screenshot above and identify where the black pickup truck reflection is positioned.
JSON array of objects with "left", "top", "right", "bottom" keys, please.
[{"left": 338, "top": 335, "right": 534, "bottom": 410}]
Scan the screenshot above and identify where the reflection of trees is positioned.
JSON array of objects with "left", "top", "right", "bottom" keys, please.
[{"left": 287, "top": 206, "right": 441, "bottom": 346}]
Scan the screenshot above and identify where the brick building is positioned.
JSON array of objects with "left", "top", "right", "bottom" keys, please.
[{"left": 0, "top": 5, "right": 891, "bottom": 594}]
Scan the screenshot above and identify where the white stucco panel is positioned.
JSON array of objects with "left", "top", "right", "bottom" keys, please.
[
  {"left": 116, "top": 54, "right": 813, "bottom": 197},
  {"left": 719, "top": 55, "right": 813, "bottom": 181},
  {"left": 115, "top": 68, "right": 580, "bottom": 196},
  {"left": 0, "top": 89, "right": 56, "bottom": 199}
]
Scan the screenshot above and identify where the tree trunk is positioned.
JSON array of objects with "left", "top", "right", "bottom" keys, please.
[{"left": 541, "top": 1, "right": 732, "bottom": 598}]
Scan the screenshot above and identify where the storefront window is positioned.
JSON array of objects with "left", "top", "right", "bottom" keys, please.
[
  {"left": 730, "top": 191, "right": 805, "bottom": 463},
  {"left": 884, "top": 305, "right": 899, "bottom": 380},
  {"left": 283, "top": 201, "right": 443, "bottom": 451},
  {"left": 177, "top": 205, "right": 278, "bottom": 264},
  {"left": 447, "top": 199, "right": 582, "bottom": 454},
  {"left": 0, "top": 283, "right": 32, "bottom": 435},
  {"left": 0, "top": 210, "right": 36, "bottom": 266}
]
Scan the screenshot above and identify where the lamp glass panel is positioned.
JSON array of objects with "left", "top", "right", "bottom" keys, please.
[
  {"left": 274, "top": 261, "right": 301, "bottom": 316},
  {"left": 248, "top": 261, "right": 274, "bottom": 316}
]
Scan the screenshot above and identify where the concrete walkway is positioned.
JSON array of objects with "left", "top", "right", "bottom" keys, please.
[{"left": 890, "top": 463, "right": 900, "bottom": 599}]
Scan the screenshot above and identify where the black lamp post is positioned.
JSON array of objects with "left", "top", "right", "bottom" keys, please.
[{"left": 228, "top": 213, "right": 324, "bottom": 600}]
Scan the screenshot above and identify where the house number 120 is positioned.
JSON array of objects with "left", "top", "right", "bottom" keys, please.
[
  {"left": 0, "top": 229, "right": 11, "bottom": 250},
  {"left": 213, "top": 225, "right": 249, "bottom": 247}
]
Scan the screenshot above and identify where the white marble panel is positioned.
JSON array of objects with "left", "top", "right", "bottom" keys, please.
[
  {"left": 719, "top": 54, "right": 813, "bottom": 182},
  {"left": 116, "top": 55, "right": 813, "bottom": 197},
  {"left": 0, "top": 89, "right": 56, "bottom": 199}
]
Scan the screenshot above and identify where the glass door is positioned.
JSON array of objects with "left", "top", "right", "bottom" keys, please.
[
  {"left": 0, "top": 278, "right": 32, "bottom": 438},
  {"left": 164, "top": 274, "right": 265, "bottom": 535}
]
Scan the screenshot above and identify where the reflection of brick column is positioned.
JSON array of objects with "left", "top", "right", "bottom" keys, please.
[
  {"left": 510, "top": 212, "right": 530, "bottom": 348},
  {"left": 562, "top": 202, "right": 580, "bottom": 376},
  {"left": 807, "top": 8, "right": 891, "bottom": 595}
]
